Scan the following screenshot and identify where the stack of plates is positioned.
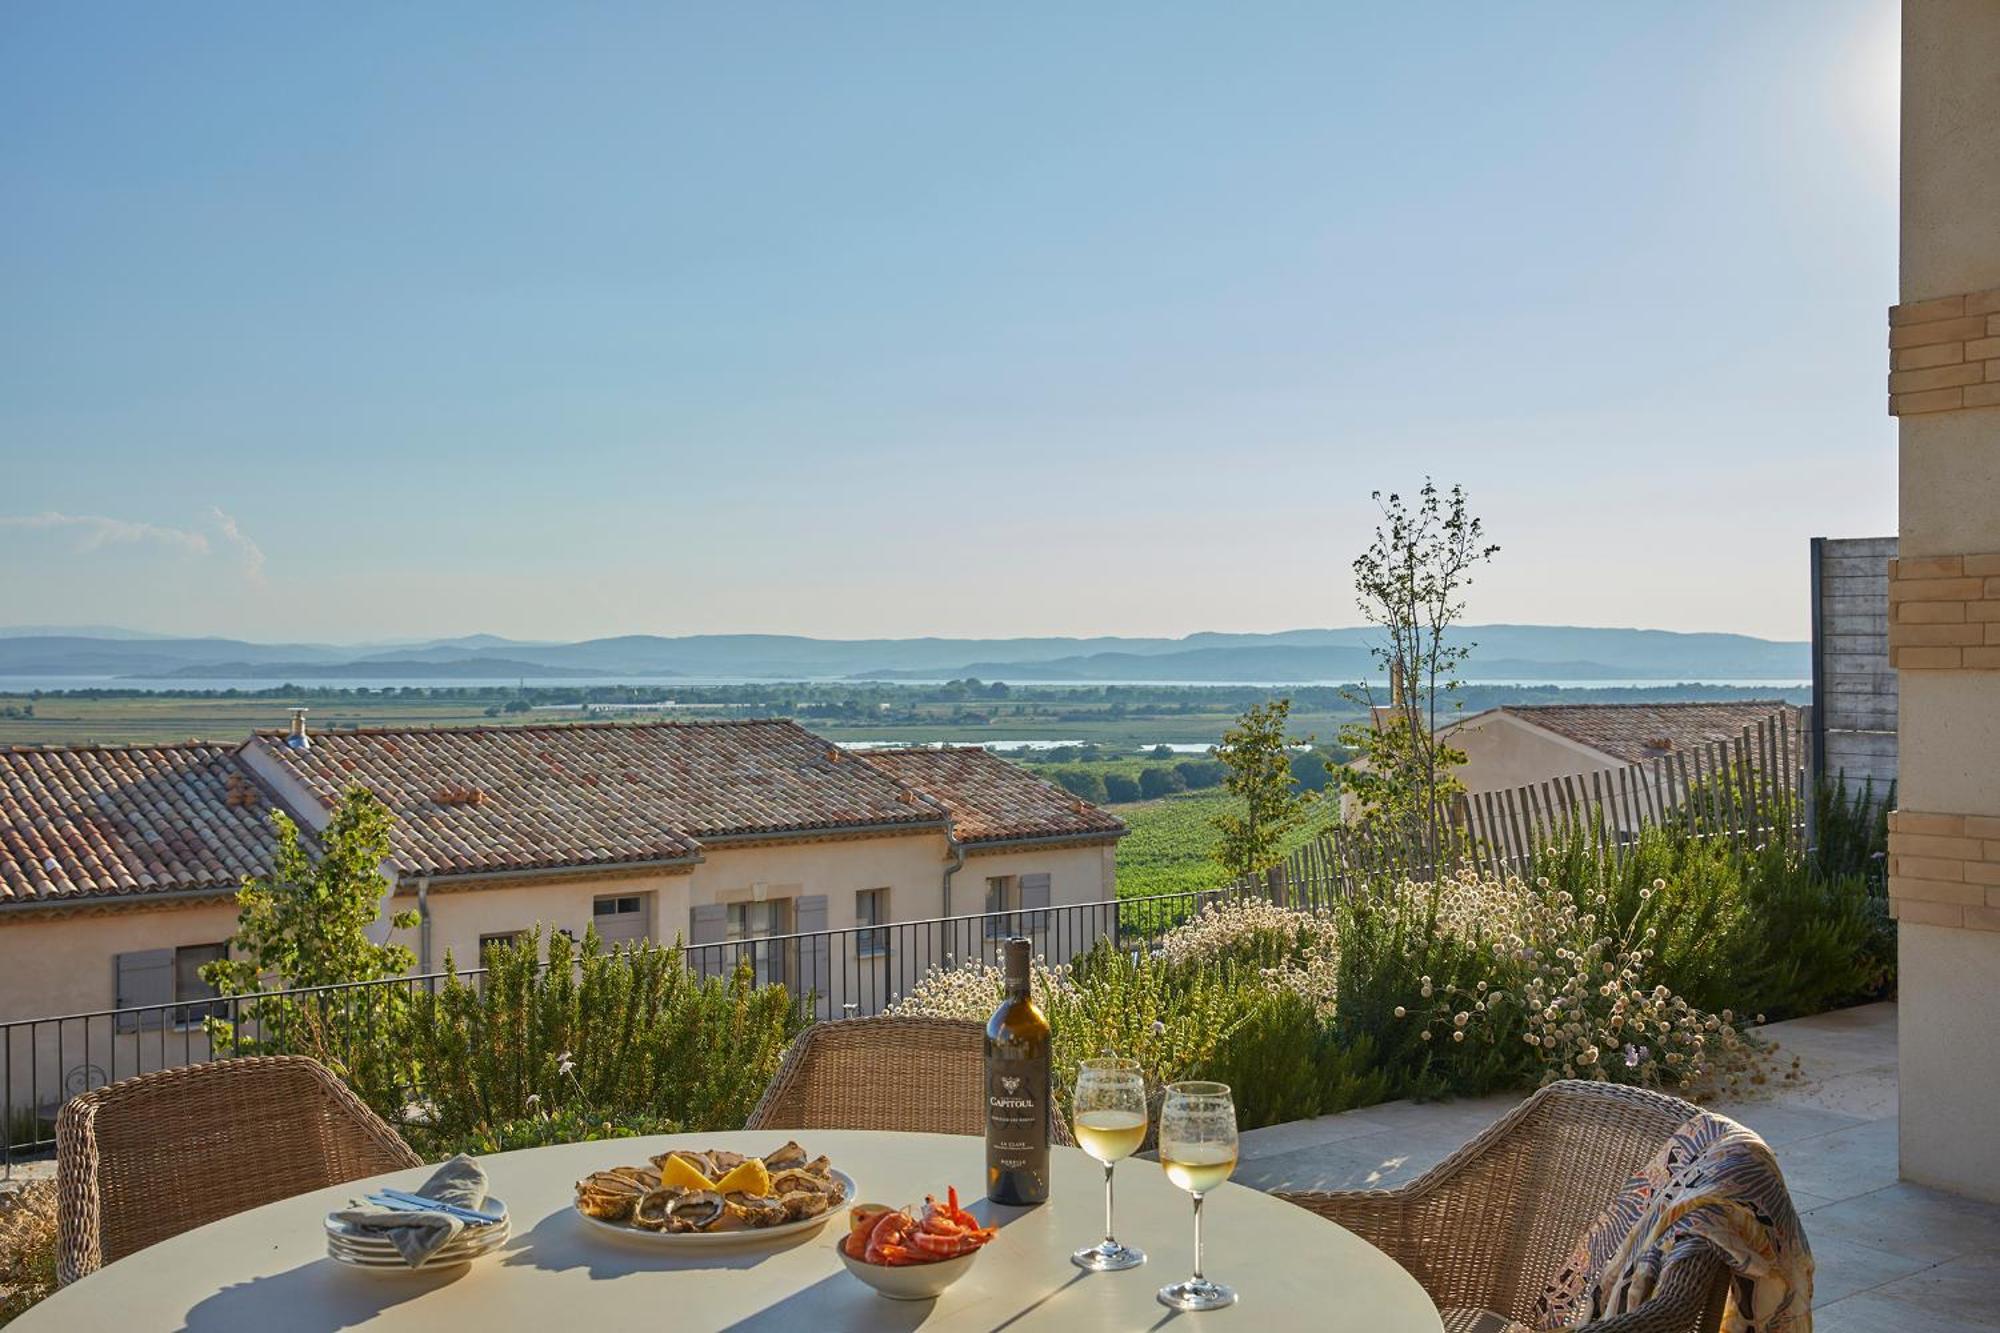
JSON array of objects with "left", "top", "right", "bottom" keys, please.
[{"left": 325, "top": 1198, "right": 511, "bottom": 1274}]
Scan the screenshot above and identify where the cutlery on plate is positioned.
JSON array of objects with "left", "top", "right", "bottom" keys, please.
[{"left": 362, "top": 1190, "right": 503, "bottom": 1226}]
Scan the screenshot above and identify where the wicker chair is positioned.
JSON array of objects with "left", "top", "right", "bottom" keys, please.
[
  {"left": 56, "top": 1055, "right": 422, "bottom": 1285},
  {"left": 746, "top": 1016, "right": 1072, "bottom": 1145},
  {"left": 1279, "top": 1081, "right": 1736, "bottom": 1333}
]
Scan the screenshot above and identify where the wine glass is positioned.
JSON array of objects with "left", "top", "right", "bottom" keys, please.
[
  {"left": 1070, "top": 1056, "right": 1148, "bottom": 1271},
  {"left": 1156, "top": 1080, "right": 1238, "bottom": 1311}
]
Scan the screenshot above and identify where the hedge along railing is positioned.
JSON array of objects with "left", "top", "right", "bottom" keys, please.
[
  {"left": 1, "top": 886, "right": 1238, "bottom": 1166},
  {"left": 1234, "top": 708, "right": 1817, "bottom": 908}
]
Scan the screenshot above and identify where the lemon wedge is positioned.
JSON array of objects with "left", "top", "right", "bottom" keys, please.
[
  {"left": 657, "top": 1153, "right": 718, "bottom": 1192},
  {"left": 712, "top": 1158, "right": 772, "bottom": 1198}
]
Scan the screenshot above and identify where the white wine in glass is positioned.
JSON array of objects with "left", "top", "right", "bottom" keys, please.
[
  {"left": 1074, "top": 1109, "right": 1147, "bottom": 1163},
  {"left": 1070, "top": 1057, "right": 1147, "bottom": 1272},
  {"left": 1157, "top": 1080, "right": 1238, "bottom": 1311}
]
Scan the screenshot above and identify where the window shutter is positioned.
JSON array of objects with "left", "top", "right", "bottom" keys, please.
[
  {"left": 114, "top": 949, "right": 173, "bottom": 1033},
  {"left": 689, "top": 902, "right": 729, "bottom": 979},
  {"left": 793, "top": 895, "right": 832, "bottom": 1020},
  {"left": 1019, "top": 873, "right": 1052, "bottom": 932}
]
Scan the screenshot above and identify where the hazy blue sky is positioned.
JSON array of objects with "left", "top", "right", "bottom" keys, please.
[{"left": 1, "top": 2, "right": 1899, "bottom": 643}]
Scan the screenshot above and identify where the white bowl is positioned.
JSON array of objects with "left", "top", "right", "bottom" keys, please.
[{"left": 838, "top": 1243, "right": 981, "bottom": 1301}]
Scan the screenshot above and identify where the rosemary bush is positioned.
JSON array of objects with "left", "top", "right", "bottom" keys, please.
[{"left": 381, "top": 928, "right": 805, "bottom": 1158}]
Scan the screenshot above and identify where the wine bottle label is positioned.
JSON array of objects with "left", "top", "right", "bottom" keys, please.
[{"left": 985, "top": 1050, "right": 1050, "bottom": 1203}]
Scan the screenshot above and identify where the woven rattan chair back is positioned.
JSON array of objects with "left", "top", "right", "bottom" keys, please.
[
  {"left": 1281, "top": 1080, "right": 1735, "bottom": 1332},
  {"left": 57, "top": 1054, "right": 422, "bottom": 1284},
  {"left": 1460, "top": 1081, "right": 1705, "bottom": 1295},
  {"left": 747, "top": 1016, "right": 990, "bottom": 1135},
  {"left": 746, "top": 1015, "right": 1073, "bottom": 1145}
]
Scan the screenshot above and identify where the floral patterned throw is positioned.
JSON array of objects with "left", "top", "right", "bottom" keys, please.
[{"left": 1536, "top": 1110, "right": 1813, "bottom": 1333}]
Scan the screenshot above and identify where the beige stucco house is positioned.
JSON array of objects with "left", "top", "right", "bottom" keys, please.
[
  {"left": 0, "top": 717, "right": 1121, "bottom": 1114},
  {"left": 1346, "top": 700, "right": 1798, "bottom": 832}
]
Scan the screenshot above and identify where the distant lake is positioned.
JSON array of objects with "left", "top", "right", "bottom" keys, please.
[{"left": 0, "top": 673, "right": 1811, "bottom": 694}]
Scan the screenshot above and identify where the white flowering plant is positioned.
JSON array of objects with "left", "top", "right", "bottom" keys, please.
[{"left": 1346, "top": 869, "right": 1770, "bottom": 1097}]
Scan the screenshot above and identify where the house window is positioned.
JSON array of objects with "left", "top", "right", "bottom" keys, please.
[
  {"left": 592, "top": 893, "right": 652, "bottom": 946},
  {"left": 478, "top": 932, "right": 526, "bottom": 963},
  {"left": 173, "top": 943, "right": 228, "bottom": 1026},
  {"left": 114, "top": 943, "right": 228, "bottom": 1031},
  {"left": 856, "top": 888, "right": 889, "bottom": 957},
  {"left": 726, "top": 899, "right": 793, "bottom": 987},
  {"left": 984, "top": 875, "right": 1016, "bottom": 937}
]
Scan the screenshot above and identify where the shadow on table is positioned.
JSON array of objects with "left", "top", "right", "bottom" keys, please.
[
  {"left": 172, "top": 1257, "right": 471, "bottom": 1332},
  {"left": 719, "top": 1262, "right": 1090, "bottom": 1331},
  {"left": 499, "top": 1206, "right": 825, "bottom": 1280}
]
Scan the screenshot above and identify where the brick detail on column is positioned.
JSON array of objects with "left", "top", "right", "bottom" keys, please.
[
  {"left": 1887, "top": 554, "right": 2000, "bottom": 668},
  {"left": 1887, "top": 809, "right": 2000, "bottom": 931},
  {"left": 1887, "top": 288, "right": 2000, "bottom": 415}
]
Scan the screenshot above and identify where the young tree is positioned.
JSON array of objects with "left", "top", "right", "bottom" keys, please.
[
  {"left": 1211, "top": 697, "right": 1312, "bottom": 878},
  {"left": 204, "top": 786, "right": 415, "bottom": 1061},
  {"left": 1338, "top": 479, "right": 1499, "bottom": 858}
]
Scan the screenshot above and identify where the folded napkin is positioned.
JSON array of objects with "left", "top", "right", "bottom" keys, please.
[{"left": 332, "top": 1156, "right": 491, "bottom": 1267}]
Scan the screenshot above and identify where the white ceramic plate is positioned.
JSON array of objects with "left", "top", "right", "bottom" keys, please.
[
  {"left": 326, "top": 1196, "right": 511, "bottom": 1273},
  {"left": 328, "top": 1228, "right": 509, "bottom": 1262},
  {"left": 573, "top": 1169, "right": 855, "bottom": 1249}
]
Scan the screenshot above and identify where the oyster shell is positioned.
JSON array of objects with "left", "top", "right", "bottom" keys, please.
[
  {"left": 762, "top": 1140, "right": 808, "bottom": 1171},
  {"left": 575, "top": 1169, "right": 653, "bottom": 1221},
  {"left": 776, "top": 1188, "right": 831, "bottom": 1220},
  {"left": 727, "top": 1192, "right": 789, "bottom": 1227},
  {"left": 651, "top": 1149, "right": 712, "bottom": 1178},
  {"left": 662, "top": 1189, "right": 729, "bottom": 1233},
  {"left": 630, "top": 1185, "right": 690, "bottom": 1231}
]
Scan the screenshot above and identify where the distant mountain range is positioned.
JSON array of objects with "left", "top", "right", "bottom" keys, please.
[{"left": 0, "top": 625, "right": 1810, "bottom": 685}]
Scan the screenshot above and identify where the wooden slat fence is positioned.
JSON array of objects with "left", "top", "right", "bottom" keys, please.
[{"left": 1235, "top": 708, "right": 1811, "bottom": 909}]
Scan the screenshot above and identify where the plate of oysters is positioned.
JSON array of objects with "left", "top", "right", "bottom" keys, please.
[{"left": 573, "top": 1140, "right": 852, "bottom": 1247}]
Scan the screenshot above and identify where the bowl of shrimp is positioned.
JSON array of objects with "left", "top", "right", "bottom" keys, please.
[{"left": 836, "top": 1189, "right": 995, "bottom": 1301}]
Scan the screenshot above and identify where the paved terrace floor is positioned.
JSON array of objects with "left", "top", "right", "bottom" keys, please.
[{"left": 1237, "top": 1001, "right": 2000, "bottom": 1331}]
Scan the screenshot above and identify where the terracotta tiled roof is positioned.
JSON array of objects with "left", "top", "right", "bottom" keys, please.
[
  {"left": 859, "top": 747, "right": 1125, "bottom": 845},
  {"left": 1496, "top": 702, "right": 1800, "bottom": 767},
  {"left": 0, "top": 743, "right": 283, "bottom": 905},
  {"left": 250, "top": 719, "right": 942, "bottom": 878}
]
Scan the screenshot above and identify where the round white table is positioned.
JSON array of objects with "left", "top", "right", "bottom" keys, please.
[{"left": 23, "top": 1130, "right": 1443, "bottom": 1331}]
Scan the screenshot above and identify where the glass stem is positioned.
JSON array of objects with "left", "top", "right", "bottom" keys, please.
[
  {"left": 1191, "top": 1192, "right": 1205, "bottom": 1282},
  {"left": 1103, "top": 1162, "right": 1117, "bottom": 1246}
]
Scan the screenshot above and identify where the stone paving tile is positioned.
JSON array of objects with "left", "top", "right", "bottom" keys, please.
[
  {"left": 1233, "top": 1134, "right": 1447, "bottom": 1194},
  {"left": 1851, "top": 1252, "right": 2000, "bottom": 1330},
  {"left": 1806, "top": 1231, "right": 1943, "bottom": 1304},
  {"left": 1764, "top": 1117, "right": 1904, "bottom": 1204},
  {"left": 1697, "top": 1098, "right": 1869, "bottom": 1147},
  {"left": 1815, "top": 1291, "right": 1990, "bottom": 1333},
  {"left": 1774, "top": 1064, "right": 1902, "bottom": 1120},
  {"left": 1803, "top": 1181, "right": 2000, "bottom": 1267},
  {"left": 1236, "top": 1111, "right": 1396, "bottom": 1161}
]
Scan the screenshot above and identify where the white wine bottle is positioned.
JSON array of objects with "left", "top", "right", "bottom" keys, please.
[{"left": 985, "top": 936, "right": 1051, "bottom": 1205}]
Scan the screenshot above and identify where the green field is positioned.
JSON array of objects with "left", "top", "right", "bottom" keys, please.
[{"left": 1112, "top": 789, "right": 1342, "bottom": 900}]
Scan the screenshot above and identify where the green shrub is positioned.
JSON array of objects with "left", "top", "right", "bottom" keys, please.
[
  {"left": 1528, "top": 813, "right": 1893, "bottom": 1023},
  {"left": 384, "top": 929, "right": 805, "bottom": 1158},
  {"left": 1052, "top": 769, "right": 1108, "bottom": 803},
  {"left": 1102, "top": 772, "right": 1142, "bottom": 803}
]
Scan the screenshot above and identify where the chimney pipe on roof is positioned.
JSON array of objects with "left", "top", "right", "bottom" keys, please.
[{"left": 287, "top": 708, "right": 311, "bottom": 751}]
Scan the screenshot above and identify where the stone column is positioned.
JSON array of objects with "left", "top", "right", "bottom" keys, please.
[{"left": 1888, "top": 0, "right": 2000, "bottom": 1203}]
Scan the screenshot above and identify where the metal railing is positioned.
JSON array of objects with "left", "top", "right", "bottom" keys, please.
[{"left": 2, "top": 887, "right": 1234, "bottom": 1166}]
